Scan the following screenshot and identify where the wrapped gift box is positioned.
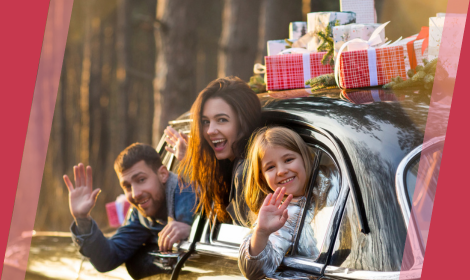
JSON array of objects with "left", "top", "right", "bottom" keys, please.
[
  {"left": 267, "top": 39, "right": 292, "bottom": 56},
  {"left": 429, "top": 13, "right": 466, "bottom": 78},
  {"left": 265, "top": 52, "right": 334, "bottom": 91},
  {"left": 340, "top": 0, "right": 376, "bottom": 24},
  {"left": 333, "top": 23, "right": 385, "bottom": 55},
  {"left": 106, "top": 194, "right": 131, "bottom": 228},
  {"left": 307, "top": 12, "right": 356, "bottom": 52},
  {"left": 431, "top": 13, "right": 467, "bottom": 78},
  {"left": 428, "top": 15, "right": 445, "bottom": 61},
  {"left": 393, "top": 34, "right": 428, "bottom": 71},
  {"left": 409, "top": 38, "right": 428, "bottom": 68},
  {"left": 337, "top": 46, "right": 407, "bottom": 89},
  {"left": 289, "top": 22, "right": 307, "bottom": 40}
]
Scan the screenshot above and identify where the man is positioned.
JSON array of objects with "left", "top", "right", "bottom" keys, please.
[{"left": 64, "top": 143, "right": 195, "bottom": 279}]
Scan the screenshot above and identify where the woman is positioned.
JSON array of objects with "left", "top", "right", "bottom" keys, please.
[{"left": 164, "top": 76, "right": 261, "bottom": 224}]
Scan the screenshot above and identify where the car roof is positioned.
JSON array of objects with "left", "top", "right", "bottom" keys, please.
[
  {"left": 173, "top": 87, "right": 448, "bottom": 171},
  {"left": 258, "top": 87, "right": 448, "bottom": 171}
]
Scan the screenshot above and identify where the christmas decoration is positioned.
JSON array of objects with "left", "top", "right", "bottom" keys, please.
[
  {"left": 248, "top": 75, "right": 267, "bottom": 93},
  {"left": 383, "top": 58, "right": 439, "bottom": 90}
]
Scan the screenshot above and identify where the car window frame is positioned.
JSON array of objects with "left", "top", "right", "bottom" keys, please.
[
  {"left": 395, "top": 135, "right": 445, "bottom": 273},
  {"left": 278, "top": 127, "right": 351, "bottom": 276},
  {"left": 160, "top": 116, "right": 368, "bottom": 277}
]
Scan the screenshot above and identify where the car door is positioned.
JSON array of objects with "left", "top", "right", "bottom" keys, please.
[
  {"left": 172, "top": 126, "right": 352, "bottom": 280},
  {"left": 267, "top": 127, "right": 352, "bottom": 280}
]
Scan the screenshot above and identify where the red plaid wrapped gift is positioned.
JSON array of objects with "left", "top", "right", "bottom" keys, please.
[
  {"left": 337, "top": 46, "right": 407, "bottom": 89},
  {"left": 106, "top": 194, "right": 131, "bottom": 228},
  {"left": 265, "top": 53, "right": 333, "bottom": 91}
]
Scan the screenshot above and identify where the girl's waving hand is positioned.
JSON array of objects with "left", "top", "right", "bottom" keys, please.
[{"left": 257, "top": 187, "right": 293, "bottom": 235}]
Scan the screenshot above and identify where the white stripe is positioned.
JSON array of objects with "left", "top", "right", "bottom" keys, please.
[
  {"left": 371, "top": 89, "right": 381, "bottom": 102},
  {"left": 302, "top": 53, "right": 311, "bottom": 88},
  {"left": 367, "top": 48, "right": 378, "bottom": 86}
]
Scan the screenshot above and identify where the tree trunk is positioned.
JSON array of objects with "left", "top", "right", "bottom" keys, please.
[
  {"left": 310, "top": 0, "right": 339, "bottom": 12},
  {"left": 153, "top": 0, "right": 200, "bottom": 144},
  {"left": 79, "top": 0, "right": 92, "bottom": 164},
  {"left": 196, "top": 0, "right": 223, "bottom": 93},
  {"left": 259, "top": 0, "right": 302, "bottom": 60},
  {"left": 36, "top": 0, "right": 156, "bottom": 231},
  {"left": 126, "top": 0, "right": 156, "bottom": 145},
  {"left": 218, "top": 0, "right": 262, "bottom": 81}
]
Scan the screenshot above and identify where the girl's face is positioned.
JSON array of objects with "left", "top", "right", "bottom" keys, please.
[
  {"left": 261, "top": 145, "right": 307, "bottom": 197},
  {"left": 202, "top": 97, "right": 239, "bottom": 161}
]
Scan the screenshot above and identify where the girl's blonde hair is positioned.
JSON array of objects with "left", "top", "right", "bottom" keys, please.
[{"left": 244, "top": 127, "right": 313, "bottom": 214}]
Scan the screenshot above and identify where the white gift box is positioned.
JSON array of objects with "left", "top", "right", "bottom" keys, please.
[
  {"left": 340, "top": 0, "right": 376, "bottom": 24},
  {"left": 267, "top": 39, "right": 293, "bottom": 56},
  {"left": 289, "top": 22, "right": 307, "bottom": 40},
  {"left": 429, "top": 13, "right": 466, "bottom": 78},
  {"left": 307, "top": 12, "right": 356, "bottom": 52},
  {"left": 428, "top": 14, "right": 445, "bottom": 61},
  {"left": 333, "top": 23, "right": 384, "bottom": 55}
]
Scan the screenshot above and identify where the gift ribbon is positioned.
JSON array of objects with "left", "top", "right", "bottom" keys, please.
[
  {"left": 302, "top": 53, "right": 312, "bottom": 88},
  {"left": 334, "top": 21, "right": 390, "bottom": 88},
  {"left": 253, "top": 63, "right": 266, "bottom": 74},
  {"left": 406, "top": 27, "right": 429, "bottom": 69}
]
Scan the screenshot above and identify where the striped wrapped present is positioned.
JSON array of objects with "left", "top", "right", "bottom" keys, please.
[
  {"left": 106, "top": 194, "right": 131, "bottom": 228},
  {"left": 265, "top": 52, "right": 333, "bottom": 91},
  {"left": 336, "top": 46, "right": 407, "bottom": 89}
]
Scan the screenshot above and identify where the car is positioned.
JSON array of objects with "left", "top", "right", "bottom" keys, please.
[
  {"left": 157, "top": 87, "right": 445, "bottom": 280},
  {"left": 20, "top": 86, "right": 445, "bottom": 280}
]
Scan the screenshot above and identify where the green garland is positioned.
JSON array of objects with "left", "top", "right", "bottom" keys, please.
[
  {"left": 248, "top": 75, "right": 266, "bottom": 93},
  {"left": 383, "top": 58, "right": 438, "bottom": 90},
  {"left": 317, "top": 25, "right": 335, "bottom": 67},
  {"left": 305, "top": 73, "right": 337, "bottom": 90}
]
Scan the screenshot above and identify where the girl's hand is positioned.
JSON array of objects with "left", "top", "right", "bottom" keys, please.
[
  {"left": 164, "top": 126, "right": 188, "bottom": 161},
  {"left": 255, "top": 187, "right": 293, "bottom": 237}
]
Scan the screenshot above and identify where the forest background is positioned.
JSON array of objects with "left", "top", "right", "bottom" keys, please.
[{"left": 36, "top": 0, "right": 446, "bottom": 232}]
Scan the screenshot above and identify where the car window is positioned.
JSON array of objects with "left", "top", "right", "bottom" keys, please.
[
  {"left": 404, "top": 149, "right": 441, "bottom": 208},
  {"left": 212, "top": 146, "right": 321, "bottom": 247},
  {"left": 293, "top": 149, "right": 341, "bottom": 260},
  {"left": 403, "top": 144, "right": 442, "bottom": 249},
  {"left": 212, "top": 223, "right": 251, "bottom": 246}
]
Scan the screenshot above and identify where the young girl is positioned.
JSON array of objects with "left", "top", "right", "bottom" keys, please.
[{"left": 239, "top": 126, "right": 319, "bottom": 280}]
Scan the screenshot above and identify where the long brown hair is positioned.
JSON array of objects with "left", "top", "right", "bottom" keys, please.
[
  {"left": 179, "top": 77, "right": 261, "bottom": 221},
  {"left": 244, "top": 127, "right": 313, "bottom": 214}
]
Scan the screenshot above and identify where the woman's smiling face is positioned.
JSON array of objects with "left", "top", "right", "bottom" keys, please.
[
  {"left": 261, "top": 145, "right": 307, "bottom": 197},
  {"left": 202, "top": 97, "right": 239, "bottom": 161}
]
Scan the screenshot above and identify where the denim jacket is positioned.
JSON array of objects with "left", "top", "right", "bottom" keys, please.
[{"left": 70, "top": 172, "right": 196, "bottom": 272}]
